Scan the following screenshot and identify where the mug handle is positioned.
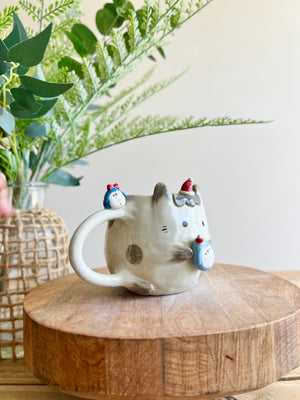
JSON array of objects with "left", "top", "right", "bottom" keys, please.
[
  {"left": 69, "top": 209, "right": 155, "bottom": 294},
  {"left": 69, "top": 208, "right": 127, "bottom": 287}
]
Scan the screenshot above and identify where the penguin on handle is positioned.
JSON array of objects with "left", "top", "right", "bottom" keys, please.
[
  {"left": 192, "top": 235, "right": 215, "bottom": 271},
  {"left": 103, "top": 183, "right": 126, "bottom": 210}
]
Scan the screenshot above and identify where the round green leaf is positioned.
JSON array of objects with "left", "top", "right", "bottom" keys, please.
[
  {"left": 0, "top": 60, "right": 11, "bottom": 75},
  {"left": 11, "top": 88, "right": 41, "bottom": 113},
  {"left": 13, "top": 12, "right": 28, "bottom": 42},
  {"left": 10, "top": 98, "right": 57, "bottom": 119},
  {"left": 70, "top": 159, "right": 89, "bottom": 166},
  {"left": 104, "top": 3, "right": 117, "bottom": 16},
  {"left": 0, "top": 91, "right": 14, "bottom": 106},
  {"left": 25, "top": 121, "right": 50, "bottom": 137},
  {"left": 4, "top": 24, "right": 21, "bottom": 49},
  {"left": 8, "top": 23, "right": 52, "bottom": 67},
  {"left": 105, "top": 4, "right": 124, "bottom": 27},
  {"left": 10, "top": 102, "right": 38, "bottom": 119},
  {"left": 65, "top": 31, "right": 87, "bottom": 58},
  {"left": 122, "top": 2, "right": 134, "bottom": 19},
  {"left": 0, "top": 40, "right": 9, "bottom": 61},
  {"left": 20, "top": 75, "right": 73, "bottom": 98},
  {"left": 96, "top": 8, "right": 117, "bottom": 35},
  {"left": 0, "top": 108, "right": 15, "bottom": 135},
  {"left": 72, "top": 24, "right": 97, "bottom": 55},
  {"left": 34, "top": 98, "right": 58, "bottom": 118},
  {"left": 45, "top": 169, "right": 82, "bottom": 186},
  {"left": 58, "top": 56, "right": 84, "bottom": 79},
  {"left": 113, "top": 0, "right": 127, "bottom": 7},
  {"left": 16, "top": 64, "right": 29, "bottom": 75}
]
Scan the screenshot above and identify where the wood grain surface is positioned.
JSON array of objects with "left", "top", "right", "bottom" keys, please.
[
  {"left": 0, "top": 360, "right": 299, "bottom": 400},
  {"left": 23, "top": 264, "right": 300, "bottom": 400}
]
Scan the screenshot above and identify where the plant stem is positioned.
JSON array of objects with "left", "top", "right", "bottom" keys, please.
[{"left": 39, "top": 0, "right": 45, "bottom": 32}]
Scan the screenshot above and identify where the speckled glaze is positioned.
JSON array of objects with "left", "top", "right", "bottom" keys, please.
[{"left": 69, "top": 180, "right": 213, "bottom": 295}]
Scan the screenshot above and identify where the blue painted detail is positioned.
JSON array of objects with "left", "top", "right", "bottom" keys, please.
[
  {"left": 103, "top": 187, "right": 126, "bottom": 209},
  {"left": 182, "top": 221, "right": 188, "bottom": 227},
  {"left": 192, "top": 238, "right": 214, "bottom": 271}
]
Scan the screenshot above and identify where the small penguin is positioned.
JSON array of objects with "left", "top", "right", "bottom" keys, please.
[
  {"left": 103, "top": 183, "right": 126, "bottom": 210},
  {"left": 192, "top": 235, "right": 214, "bottom": 271}
]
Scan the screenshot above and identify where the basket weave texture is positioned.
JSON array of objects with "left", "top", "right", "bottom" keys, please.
[{"left": 0, "top": 208, "right": 69, "bottom": 360}]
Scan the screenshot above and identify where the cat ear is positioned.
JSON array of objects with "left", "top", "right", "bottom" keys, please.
[
  {"left": 193, "top": 184, "right": 200, "bottom": 195},
  {"left": 152, "top": 182, "right": 169, "bottom": 203},
  {"left": 192, "top": 184, "right": 202, "bottom": 206}
]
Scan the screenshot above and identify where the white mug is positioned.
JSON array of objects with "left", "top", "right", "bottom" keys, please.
[{"left": 69, "top": 179, "right": 214, "bottom": 295}]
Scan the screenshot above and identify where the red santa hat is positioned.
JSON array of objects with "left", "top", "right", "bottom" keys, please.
[{"left": 180, "top": 178, "right": 195, "bottom": 195}]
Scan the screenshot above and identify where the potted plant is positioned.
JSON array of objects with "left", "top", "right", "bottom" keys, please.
[
  {"left": 0, "top": 0, "right": 262, "bottom": 196},
  {"left": 0, "top": 0, "right": 263, "bottom": 360}
]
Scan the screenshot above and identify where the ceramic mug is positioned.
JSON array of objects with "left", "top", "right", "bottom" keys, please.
[{"left": 69, "top": 178, "right": 214, "bottom": 295}]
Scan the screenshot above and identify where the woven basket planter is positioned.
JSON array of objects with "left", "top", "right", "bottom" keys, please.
[{"left": 0, "top": 208, "right": 69, "bottom": 360}]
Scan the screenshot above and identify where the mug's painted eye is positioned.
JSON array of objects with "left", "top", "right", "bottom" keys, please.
[{"left": 182, "top": 221, "right": 188, "bottom": 227}]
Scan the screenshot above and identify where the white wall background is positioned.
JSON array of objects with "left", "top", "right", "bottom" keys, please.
[{"left": 3, "top": 0, "right": 300, "bottom": 271}]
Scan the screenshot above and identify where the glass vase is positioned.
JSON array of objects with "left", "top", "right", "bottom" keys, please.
[{"left": 0, "top": 183, "right": 69, "bottom": 360}]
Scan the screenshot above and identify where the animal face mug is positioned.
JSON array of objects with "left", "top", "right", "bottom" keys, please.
[{"left": 69, "top": 178, "right": 214, "bottom": 295}]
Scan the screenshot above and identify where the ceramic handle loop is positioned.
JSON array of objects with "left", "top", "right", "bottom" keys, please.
[{"left": 69, "top": 208, "right": 126, "bottom": 287}]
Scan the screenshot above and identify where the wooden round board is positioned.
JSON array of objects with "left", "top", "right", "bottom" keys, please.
[{"left": 23, "top": 264, "right": 300, "bottom": 400}]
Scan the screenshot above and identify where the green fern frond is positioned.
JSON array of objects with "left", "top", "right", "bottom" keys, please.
[
  {"left": 96, "top": 70, "right": 187, "bottom": 133},
  {"left": 67, "top": 71, "right": 89, "bottom": 104},
  {"left": 19, "top": 1, "right": 39, "bottom": 20},
  {"left": 140, "top": 0, "right": 152, "bottom": 34},
  {"left": 92, "top": 67, "right": 156, "bottom": 119},
  {"left": 95, "top": 40, "right": 114, "bottom": 81},
  {"left": 128, "top": 10, "right": 142, "bottom": 51},
  {"left": 31, "top": 0, "right": 267, "bottom": 186},
  {"left": 74, "top": 119, "right": 92, "bottom": 158},
  {"left": 170, "top": 1, "right": 184, "bottom": 28},
  {"left": 44, "top": 37, "right": 71, "bottom": 65},
  {"left": 56, "top": 97, "right": 75, "bottom": 128},
  {"left": 82, "top": 58, "right": 101, "bottom": 93},
  {"left": 51, "top": 118, "right": 61, "bottom": 139},
  {"left": 96, "top": 115, "right": 266, "bottom": 151},
  {"left": 111, "top": 29, "right": 128, "bottom": 66},
  {"left": 43, "top": 0, "right": 75, "bottom": 21},
  {"left": 149, "top": 1, "right": 162, "bottom": 30},
  {"left": 0, "top": 6, "right": 19, "bottom": 32}
]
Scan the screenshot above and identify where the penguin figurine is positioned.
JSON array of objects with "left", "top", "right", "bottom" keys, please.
[
  {"left": 192, "top": 235, "right": 215, "bottom": 271},
  {"left": 103, "top": 183, "right": 126, "bottom": 210}
]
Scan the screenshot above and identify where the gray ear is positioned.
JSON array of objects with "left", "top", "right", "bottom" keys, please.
[
  {"left": 152, "top": 182, "right": 169, "bottom": 203},
  {"left": 193, "top": 184, "right": 200, "bottom": 195},
  {"left": 192, "top": 184, "right": 202, "bottom": 205}
]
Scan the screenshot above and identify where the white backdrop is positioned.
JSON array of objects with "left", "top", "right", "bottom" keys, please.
[{"left": 2, "top": 0, "right": 300, "bottom": 271}]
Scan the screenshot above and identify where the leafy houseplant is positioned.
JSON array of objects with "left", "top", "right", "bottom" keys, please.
[
  {"left": 0, "top": 0, "right": 263, "bottom": 209},
  {"left": 0, "top": 0, "right": 265, "bottom": 360}
]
